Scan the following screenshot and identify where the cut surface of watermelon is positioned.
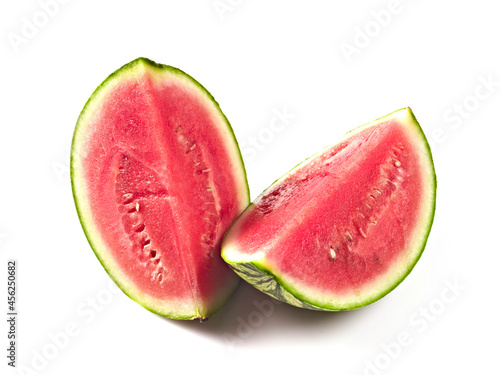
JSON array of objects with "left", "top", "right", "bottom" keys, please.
[
  {"left": 71, "top": 58, "right": 249, "bottom": 320},
  {"left": 222, "top": 108, "right": 436, "bottom": 310}
]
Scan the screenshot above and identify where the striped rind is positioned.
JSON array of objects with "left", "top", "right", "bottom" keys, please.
[
  {"left": 228, "top": 262, "right": 328, "bottom": 311},
  {"left": 71, "top": 58, "right": 249, "bottom": 320},
  {"left": 222, "top": 107, "right": 436, "bottom": 311}
]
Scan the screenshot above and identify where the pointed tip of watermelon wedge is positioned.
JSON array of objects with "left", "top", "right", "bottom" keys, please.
[{"left": 221, "top": 108, "right": 436, "bottom": 311}]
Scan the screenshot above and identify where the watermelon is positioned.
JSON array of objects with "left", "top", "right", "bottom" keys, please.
[
  {"left": 71, "top": 58, "right": 249, "bottom": 320},
  {"left": 221, "top": 108, "right": 436, "bottom": 311}
]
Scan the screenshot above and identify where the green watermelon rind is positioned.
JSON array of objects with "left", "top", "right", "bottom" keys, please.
[
  {"left": 222, "top": 107, "right": 436, "bottom": 311},
  {"left": 71, "top": 58, "right": 249, "bottom": 320}
]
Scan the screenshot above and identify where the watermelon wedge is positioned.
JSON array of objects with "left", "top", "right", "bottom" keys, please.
[
  {"left": 71, "top": 58, "right": 249, "bottom": 320},
  {"left": 221, "top": 108, "right": 436, "bottom": 311}
]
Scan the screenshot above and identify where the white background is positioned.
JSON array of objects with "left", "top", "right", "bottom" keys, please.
[{"left": 1, "top": 1, "right": 499, "bottom": 374}]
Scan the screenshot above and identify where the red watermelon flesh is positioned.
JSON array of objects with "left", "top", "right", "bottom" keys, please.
[
  {"left": 71, "top": 58, "right": 249, "bottom": 320},
  {"left": 222, "top": 108, "right": 436, "bottom": 310}
]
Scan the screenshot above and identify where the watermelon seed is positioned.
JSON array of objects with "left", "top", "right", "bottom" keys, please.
[
  {"left": 207, "top": 186, "right": 213, "bottom": 191},
  {"left": 394, "top": 160, "right": 401, "bottom": 167},
  {"left": 386, "top": 179, "right": 397, "bottom": 186},
  {"left": 122, "top": 193, "right": 134, "bottom": 204},
  {"left": 359, "top": 213, "right": 365, "bottom": 219},
  {"left": 134, "top": 222, "right": 146, "bottom": 232},
  {"left": 188, "top": 143, "right": 197, "bottom": 152},
  {"left": 138, "top": 233, "right": 150, "bottom": 246},
  {"left": 175, "top": 126, "right": 181, "bottom": 133},
  {"left": 150, "top": 250, "right": 156, "bottom": 258},
  {"left": 201, "top": 168, "right": 211, "bottom": 173},
  {"left": 135, "top": 202, "right": 140, "bottom": 211},
  {"left": 150, "top": 260, "right": 164, "bottom": 280},
  {"left": 373, "top": 189, "right": 382, "bottom": 195},
  {"left": 369, "top": 195, "right": 376, "bottom": 201},
  {"left": 323, "top": 156, "right": 335, "bottom": 165},
  {"left": 370, "top": 217, "right": 377, "bottom": 225},
  {"left": 365, "top": 203, "right": 372, "bottom": 210},
  {"left": 359, "top": 227, "right": 367, "bottom": 239},
  {"left": 329, "top": 247, "right": 337, "bottom": 260},
  {"left": 345, "top": 231, "right": 353, "bottom": 242}
]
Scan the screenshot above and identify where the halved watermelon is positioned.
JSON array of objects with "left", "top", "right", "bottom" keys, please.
[
  {"left": 221, "top": 108, "right": 436, "bottom": 310},
  {"left": 71, "top": 58, "right": 249, "bottom": 320}
]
